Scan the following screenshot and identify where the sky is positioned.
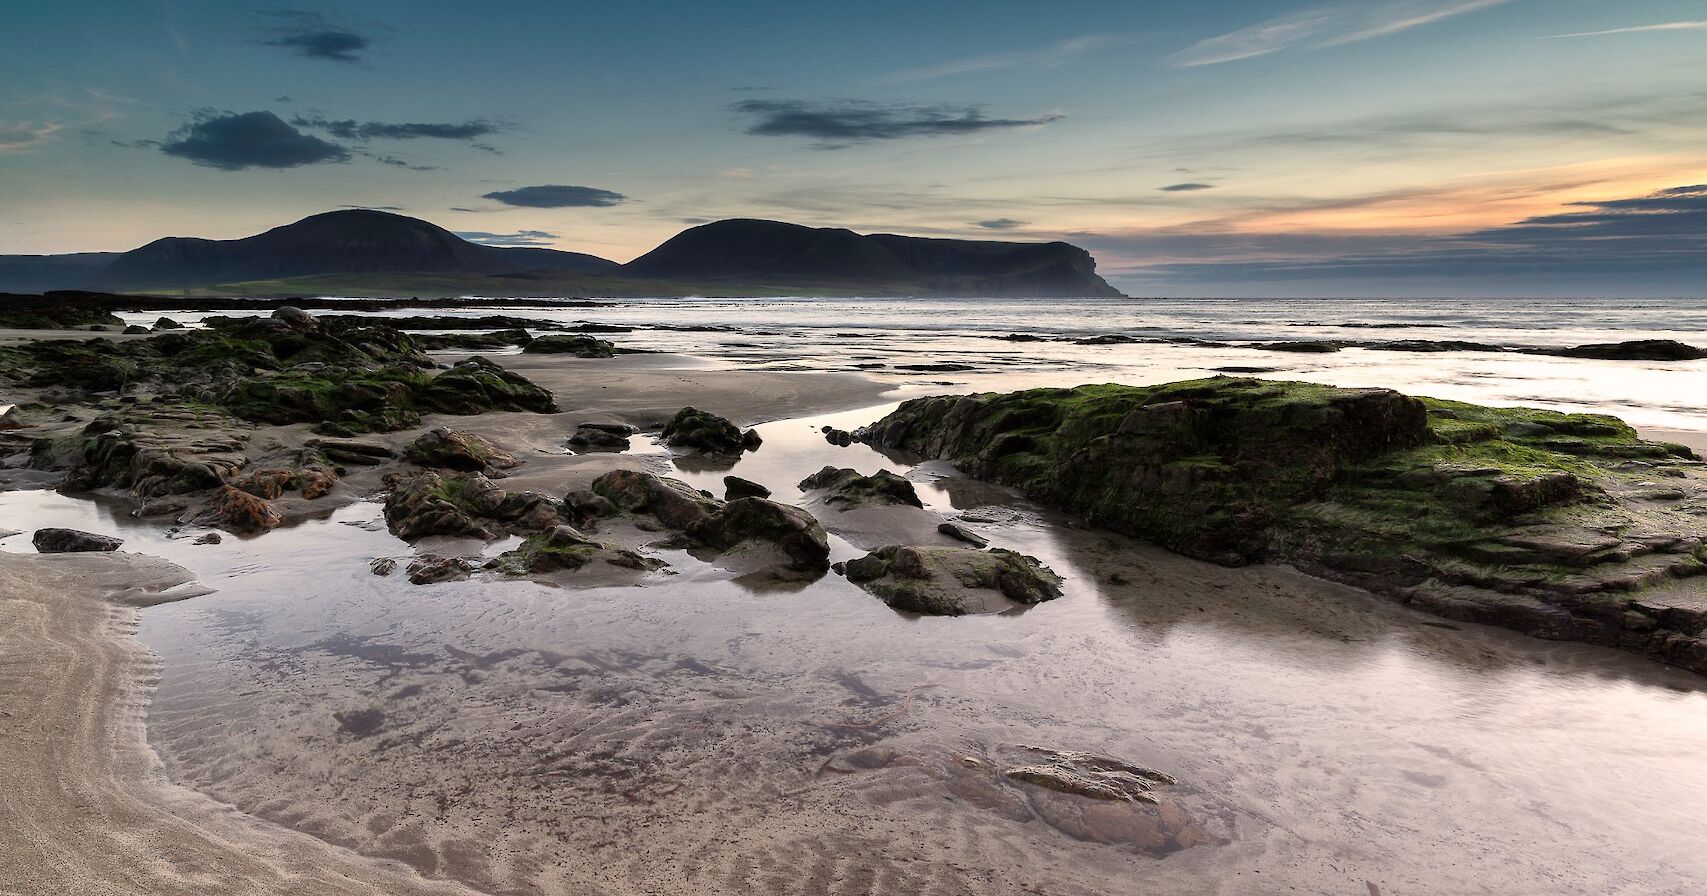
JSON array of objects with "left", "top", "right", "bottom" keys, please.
[{"left": 1, "top": 0, "right": 1704, "bottom": 297}]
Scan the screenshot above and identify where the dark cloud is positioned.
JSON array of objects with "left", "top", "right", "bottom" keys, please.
[
  {"left": 733, "top": 99, "right": 1063, "bottom": 145},
  {"left": 159, "top": 111, "right": 349, "bottom": 170},
  {"left": 974, "top": 218, "right": 1028, "bottom": 230},
  {"left": 257, "top": 11, "right": 373, "bottom": 63},
  {"left": 367, "top": 154, "right": 437, "bottom": 171},
  {"left": 1160, "top": 182, "right": 1214, "bottom": 192},
  {"left": 292, "top": 115, "right": 500, "bottom": 142},
  {"left": 481, "top": 185, "right": 628, "bottom": 208},
  {"left": 454, "top": 229, "right": 561, "bottom": 247},
  {"left": 1089, "top": 184, "right": 1707, "bottom": 295}
]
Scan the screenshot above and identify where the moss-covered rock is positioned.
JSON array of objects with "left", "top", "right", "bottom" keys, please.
[
  {"left": 487, "top": 525, "right": 663, "bottom": 575},
  {"left": 686, "top": 497, "right": 831, "bottom": 573},
  {"left": 403, "top": 426, "right": 517, "bottom": 475},
  {"left": 521, "top": 334, "right": 615, "bottom": 357},
  {"left": 860, "top": 377, "right": 1707, "bottom": 670},
  {"left": 799, "top": 466, "right": 923, "bottom": 508},
  {"left": 382, "top": 471, "right": 562, "bottom": 541},
  {"left": 843, "top": 545, "right": 1063, "bottom": 615},
  {"left": 589, "top": 469, "right": 720, "bottom": 530}
]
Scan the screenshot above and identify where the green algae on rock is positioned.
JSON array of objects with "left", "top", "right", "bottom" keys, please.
[
  {"left": 843, "top": 545, "right": 1063, "bottom": 615},
  {"left": 859, "top": 377, "right": 1707, "bottom": 671}
]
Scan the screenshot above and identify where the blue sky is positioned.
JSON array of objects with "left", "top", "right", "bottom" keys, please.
[{"left": 2, "top": 0, "right": 1704, "bottom": 295}]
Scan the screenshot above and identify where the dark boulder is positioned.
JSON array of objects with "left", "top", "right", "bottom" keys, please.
[
  {"left": 521, "top": 334, "right": 615, "bottom": 357},
  {"left": 404, "top": 426, "right": 517, "bottom": 475},
  {"left": 687, "top": 498, "right": 831, "bottom": 573},
  {"left": 660, "top": 406, "right": 759, "bottom": 455},
  {"left": 723, "top": 475, "right": 771, "bottom": 500},
  {"left": 33, "top": 527, "right": 124, "bottom": 553},
  {"left": 588, "top": 469, "right": 720, "bottom": 530},
  {"left": 799, "top": 466, "right": 923, "bottom": 508}
]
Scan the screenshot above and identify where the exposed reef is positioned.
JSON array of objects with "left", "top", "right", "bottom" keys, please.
[{"left": 860, "top": 377, "right": 1707, "bottom": 671}]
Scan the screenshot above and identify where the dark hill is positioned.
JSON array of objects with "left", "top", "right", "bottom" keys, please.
[
  {"left": 624, "top": 219, "right": 1122, "bottom": 297},
  {"left": 95, "top": 210, "right": 619, "bottom": 289}
]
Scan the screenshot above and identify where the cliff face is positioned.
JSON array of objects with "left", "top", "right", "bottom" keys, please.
[
  {"left": 625, "top": 219, "right": 1123, "bottom": 297},
  {"left": 95, "top": 210, "right": 619, "bottom": 289}
]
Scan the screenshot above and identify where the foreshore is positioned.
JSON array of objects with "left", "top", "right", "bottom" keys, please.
[{"left": 0, "top": 550, "right": 479, "bottom": 896}]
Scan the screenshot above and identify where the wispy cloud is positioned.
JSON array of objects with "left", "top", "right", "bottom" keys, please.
[
  {"left": 881, "top": 33, "right": 1142, "bottom": 83},
  {"left": 1543, "top": 21, "right": 1707, "bottom": 39},
  {"left": 454, "top": 229, "right": 561, "bottom": 247},
  {"left": 973, "top": 218, "right": 1028, "bottom": 230},
  {"left": 1172, "top": 0, "right": 1511, "bottom": 67},
  {"left": 0, "top": 120, "right": 62, "bottom": 152},
  {"left": 291, "top": 115, "right": 502, "bottom": 142},
  {"left": 734, "top": 99, "right": 1063, "bottom": 147},
  {"left": 1160, "top": 182, "right": 1215, "bottom": 192}
]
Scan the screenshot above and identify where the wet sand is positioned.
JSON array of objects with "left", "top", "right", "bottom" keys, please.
[{"left": 0, "top": 550, "right": 478, "bottom": 896}]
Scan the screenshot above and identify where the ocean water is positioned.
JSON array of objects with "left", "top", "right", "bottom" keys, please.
[{"left": 122, "top": 295, "right": 1707, "bottom": 432}]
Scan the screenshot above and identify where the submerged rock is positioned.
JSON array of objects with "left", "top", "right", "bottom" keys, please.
[
  {"left": 860, "top": 377, "right": 1707, "bottom": 671},
  {"left": 799, "top": 466, "right": 923, "bottom": 509},
  {"left": 33, "top": 527, "right": 123, "bottom": 553},
  {"left": 843, "top": 545, "right": 1063, "bottom": 615},
  {"left": 406, "top": 554, "right": 474, "bottom": 585},
  {"left": 403, "top": 426, "right": 517, "bottom": 475},
  {"left": 488, "top": 525, "right": 663, "bottom": 575},
  {"left": 660, "top": 407, "right": 761, "bottom": 455}
]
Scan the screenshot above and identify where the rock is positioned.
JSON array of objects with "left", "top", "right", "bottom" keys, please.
[
  {"left": 1257, "top": 341, "right": 1341, "bottom": 353},
  {"left": 686, "top": 498, "right": 832, "bottom": 573},
  {"left": 799, "top": 466, "right": 923, "bottom": 508},
  {"left": 822, "top": 426, "right": 854, "bottom": 447},
  {"left": 1542, "top": 339, "right": 1707, "bottom": 361},
  {"left": 843, "top": 545, "right": 1063, "bottom": 615},
  {"left": 938, "top": 522, "right": 989, "bottom": 547},
  {"left": 33, "top": 527, "right": 124, "bottom": 553},
  {"left": 411, "top": 329, "right": 531, "bottom": 351},
  {"left": 194, "top": 532, "right": 222, "bottom": 545},
  {"left": 488, "top": 525, "right": 663, "bottom": 575},
  {"left": 859, "top": 377, "right": 1707, "bottom": 673},
  {"left": 122, "top": 324, "right": 151, "bottom": 335},
  {"left": 272, "top": 306, "right": 319, "bottom": 331},
  {"left": 1074, "top": 334, "right": 1143, "bottom": 345},
  {"left": 566, "top": 425, "right": 631, "bottom": 453},
  {"left": 520, "top": 334, "right": 615, "bottom": 357},
  {"left": 403, "top": 426, "right": 517, "bottom": 474},
  {"left": 660, "top": 407, "right": 757, "bottom": 455},
  {"left": 416, "top": 356, "right": 558, "bottom": 416},
  {"left": 562, "top": 489, "right": 620, "bottom": 528},
  {"left": 369, "top": 557, "right": 397, "bottom": 576},
  {"left": 310, "top": 439, "right": 394, "bottom": 465},
  {"left": 897, "top": 362, "right": 975, "bottom": 372},
  {"left": 153, "top": 317, "right": 184, "bottom": 330},
  {"left": 406, "top": 554, "right": 474, "bottom": 585},
  {"left": 180, "top": 485, "right": 283, "bottom": 533},
  {"left": 382, "top": 471, "right": 562, "bottom": 541},
  {"left": 723, "top": 475, "right": 771, "bottom": 500},
  {"left": 0, "top": 406, "right": 20, "bottom": 429},
  {"left": 1002, "top": 748, "right": 1177, "bottom": 803},
  {"left": 589, "top": 469, "right": 720, "bottom": 530}
]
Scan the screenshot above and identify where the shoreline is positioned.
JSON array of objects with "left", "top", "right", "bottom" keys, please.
[{"left": 0, "top": 551, "right": 480, "bottom": 896}]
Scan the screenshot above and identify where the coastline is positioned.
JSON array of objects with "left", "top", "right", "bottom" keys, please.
[{"left": 0, "top": 550, "right": 479, "bottom": 896}]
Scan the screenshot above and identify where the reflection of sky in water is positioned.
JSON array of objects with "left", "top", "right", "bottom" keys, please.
[
  {"left": 121, "top": 296, "right": 1707, "bottom": 432},
  {"left": 5, "top": 399, "right": 1707, "bottom": 894}
]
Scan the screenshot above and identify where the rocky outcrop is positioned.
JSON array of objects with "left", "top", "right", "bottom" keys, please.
[
  {"left": 406, "top": 554, "right": 475, "bottom": 585},
  {"left": 33, "top": 528, "right": 123, "bottom": 552},
  {"left": 382, "top": 471, "right": 561, "bottom": 541},
  {"left": 860, "top": 377, "right": 1707, "bottom": 671},
  {"left": 843, "top": 545, "right": 1063, "bottom": 615},
  {"left": 1539, "top": 339, "right": 1707, "bottom": 362},
  {"left": 589, "top": 469, "right": 720, "bottom": 530},
  {"left": 799, "top": 466, "right": 923, "bottom": 508},
  {"left": 660, "top": 407, "right": 761, "bottom": 455},
  {"left": 403, "top": 427, "right": 517, "bottom": 475},
  {"left": 566, "top": 422, "right": 633, "bottom": 453},
  {"left": 521, "top": 334, "right": 615, "bottom": 357}
]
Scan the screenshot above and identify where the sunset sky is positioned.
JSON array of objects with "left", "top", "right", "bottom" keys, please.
[{"left": 2, "top": 0, "right": 1704, "bottom": 296}]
